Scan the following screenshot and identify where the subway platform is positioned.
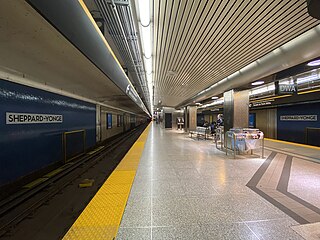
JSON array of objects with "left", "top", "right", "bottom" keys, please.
[{"left": 64, "top": 123, "right": 320, "bottom": 239}]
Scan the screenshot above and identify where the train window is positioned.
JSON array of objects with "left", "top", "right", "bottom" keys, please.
[
  {"left": 117, "top": 115, "right": 123, "bottom": 127},
  {"left": 249, "top": 113, "right": 256, "bottom": 128},
  {"left": 107, "top": 113, "right": 112, "bottom": 129}
]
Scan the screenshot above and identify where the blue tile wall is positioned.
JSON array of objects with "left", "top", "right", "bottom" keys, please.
[
  {"left": 0, "top": 80, "right": 96, "bottom": 186},
  {"left": 277, "top": 102, "right": 320, "bottom": 144}
]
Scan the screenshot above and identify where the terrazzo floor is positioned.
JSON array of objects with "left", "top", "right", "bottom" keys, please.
[{"left": 117, "top": 123, "right": 320, "bottom": 239}]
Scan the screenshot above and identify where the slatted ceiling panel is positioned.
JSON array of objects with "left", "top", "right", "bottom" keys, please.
[
  {"left": 153, "top": 0, "right": 161, "bottom": 94},
  {"left": 194, "top": 4, "right": 309, "bottom": 82},
  {"left": 198, "top": 5, "right": 314, "bottom": 81},
  {"left": 162, "top": 1, "right": 196, "bottom": 94},
  {"left": 174, "top": 1, "right": 236, "bottom": 93},
  {"left": 168, "top": 0, "right": 213, "bottom": 89},
  {"left": 153, "top": 0, "right": 320, "bottom": 106},
  {"left": 170, "top": 1, "right": 245, "bottom": 96},
  {"left": 160, "top": 1, "right": 189, "bottom": 93},
  {"left": 160, "top": 0, "right": 180, "bottom": 88},
  {"left": 158, "top": 1, "right": 177, "bottom": 87},
  {"left": 157, "top": 0, "right": 171, "bottom": 91}
]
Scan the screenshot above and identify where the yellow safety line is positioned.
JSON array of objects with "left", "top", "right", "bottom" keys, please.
[
  {"left": 265, "top": 138, "right": 320, "bottom": 150},
  {"left": 62, "top": 123, "right": 151, "bottom": 240}
]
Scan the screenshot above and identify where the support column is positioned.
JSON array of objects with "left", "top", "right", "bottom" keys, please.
[
  {"left": 187, "top": 106, "right": 197, "bottom": 131},
  {"left": 223, "top": 89, "right": 249, "bottom": 132},
  {"left": 184, "top": 106, "right": 188, "bottom": 132}
]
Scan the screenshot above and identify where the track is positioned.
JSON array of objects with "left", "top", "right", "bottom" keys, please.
[{"left": 0, "top": 123, "right": 147, "bottom": 238}]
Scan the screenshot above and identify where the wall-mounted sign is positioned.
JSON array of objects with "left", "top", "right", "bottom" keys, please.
[
  {"left": 249, "top": 101, "right": 272, "bottom": 108},
  {"left": 280, "top": 115, "right": 317, "bottom": 121},
  {"left": 276, "top": 81, "right": 297, "bottom": 95},
  {"left": 6, "top": 112, "right": 63, "bottom": 124}
]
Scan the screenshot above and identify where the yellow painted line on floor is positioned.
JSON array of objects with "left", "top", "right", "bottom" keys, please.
[
  {"left": 63, "top": 124, "right": 151, "bottom": 240},
  {"left": 265, "top": 138, "right": 320, "bottom": 150}
]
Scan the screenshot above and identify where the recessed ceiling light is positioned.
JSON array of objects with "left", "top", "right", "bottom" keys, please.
[
  {"left": 251, "top": 81, "right": 264, "bottom": 86},
  {"left": 167, "top": 70, "right": 177, "bottom": 76},
  {"left": 307, "top": 59, "right": 320, "bottom": 66},
  {"left": 211, "top": 96, "right": 218, "bottom": 99}
]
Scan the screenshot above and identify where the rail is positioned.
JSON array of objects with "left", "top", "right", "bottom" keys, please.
[
  {"left": 225, "top": 131, "right": 264, "bottom": 159},
  {"left": 189, "top": 127, "right": 210, "bottom": 140}
]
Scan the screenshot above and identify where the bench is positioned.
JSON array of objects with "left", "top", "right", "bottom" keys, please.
[{"left": 189, "top": 127, "right": 210, "bottom": 140}]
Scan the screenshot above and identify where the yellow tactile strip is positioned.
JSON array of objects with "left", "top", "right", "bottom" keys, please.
[
  {"left": 63, "top": 124, "right": 151, "bottom": 240},
  {"left": 265, "top": 138, "right": 320, "bottom": 150}
]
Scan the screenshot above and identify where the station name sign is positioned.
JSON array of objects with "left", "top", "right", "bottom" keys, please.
[
  {"left": 280, "top": 115, "right": 317, "bottom": 121},
  {"left": 275, "top": 82, "right": 297, "bottom": 95},
  {"left": 6, "top": 112, "right": 63, "bottom": 124}
]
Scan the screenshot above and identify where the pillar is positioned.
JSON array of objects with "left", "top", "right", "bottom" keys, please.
[
  {"left": 223, "top": 89, "right": 249, "bottom": 132},
  {"left": 187, "top": 106, "right": 197, "bottom": 131}
]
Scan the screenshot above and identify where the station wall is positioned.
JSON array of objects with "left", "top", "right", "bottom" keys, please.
[
  {"left": 277, "top": 102, "right": 320, "bottom": 145},
  {"left": 250, "top": 108, "right": 277, "bottom": 139},
  {"left": 0, "top": 80, "right": 96, "bottom": 186}
]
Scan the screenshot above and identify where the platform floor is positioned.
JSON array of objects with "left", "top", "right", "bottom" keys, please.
[{"left": 116, "top": 123, "right": 320, "bottom": 239}]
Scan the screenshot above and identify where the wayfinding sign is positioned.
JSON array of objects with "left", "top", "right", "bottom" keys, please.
[
  {"left": 280, "top": 115, "right": 317, "bottom": 121},
  {"left": 275, "top": 81, "right": 297, "bottom": 95},
  {"left": 6, "top": 112, "right": 63, "bottom": 124}
]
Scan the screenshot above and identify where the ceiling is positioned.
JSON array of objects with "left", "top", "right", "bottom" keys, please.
[
  {"left": 84, "top": 0, "right": 151, "bottom": 111},
  {"left": 0, "top": 0, "right": 146, "bottom": 115},
  {"left": 152, "top": 0, "right": 320, "bottom": 107}
]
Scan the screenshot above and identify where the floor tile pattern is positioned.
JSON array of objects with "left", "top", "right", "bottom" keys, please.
[{"left": 118, "top": 124, "right": 320, "bottom": 239}]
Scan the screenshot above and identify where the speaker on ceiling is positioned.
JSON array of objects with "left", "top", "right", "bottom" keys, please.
[{"left": 306, "top": 0, "right": 320, "bottom": 20}]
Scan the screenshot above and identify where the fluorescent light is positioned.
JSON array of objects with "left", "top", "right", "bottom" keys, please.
[
  {"left": 138, "top": 0, "right": 150, "bottom": 27},
  {"left": 296, "top": 73, "right": 319, "bottom": 84},
  {"left": 211, "top": 96, "right": 218, "bottom": 99},
  {"left": 145, "top": 57, "right": 152, "bottom": 75},
  {"left": 307, "top": 59, "right": 320, "bottom": 67},
  {"left": 200, "top": 98, "right": 224, "bottom": 108},
  {"left": 138, "top": 1, "right": 152, "bottom": 111},
  {"left": 167, "top": 70, "right": 177, "bottom": 76},
  {"left": 141, "top": 26, "right": 151, "bottom": 58},
  {"left": 249, "top": 83, "right": 275, "bottom": 96},
  {"left": 251, "top": 81, "right": 264, "bottom": 86}
]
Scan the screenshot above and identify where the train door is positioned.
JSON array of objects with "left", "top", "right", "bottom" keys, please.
[{"left": 165, "top": 113, "right": 172, "bottom": 128}]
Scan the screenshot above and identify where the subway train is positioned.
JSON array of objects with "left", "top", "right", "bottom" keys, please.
[{"left": 0, "top": 79, "right": 149, "bottom": 189}]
